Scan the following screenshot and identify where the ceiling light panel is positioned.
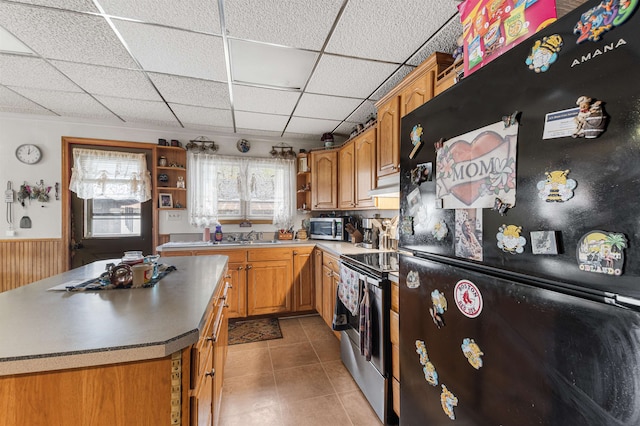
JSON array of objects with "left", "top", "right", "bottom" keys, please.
[
  {"left": 148, "top": 73, "right": 230, "bottom": 109},
  {"left": 223, "top": 0, "right": 344, "bottom": 50},
  {"left": 230, "top": 39, "right": 317, "bottom": 90},
  {"left": 325, "top": 0, "right": 458, "bottom": 63},
  {"left": 94, "top": 95, "right": 178, "bottom": 123},
  {"left": 113, "top": 20, "right": 226, "bottom": 81},
  {"left": 169, "top": 104, "right": 233, "bottom": 128},
  {"left": 233, "top": 84, "right": 299, "bottom": 116},
  {"left": 0, "top": 86, "right": 55, "bottom": 114},
  {"left": 10, "top": 0, "right": 99, "bottom": 13},
  {"left": 306, "top": 55, "right": 400, "bottom": 98},
  {"left": 0, "top": 3, "right": 137, "bottom": 68},
  {"left": 0, "top": 54, "right": 82, "bottom": 92},
  {"left": 285, "top": 116, "right": 342, "bottom": 136},
  {"left": 98, "top": 0, "right": 221, "bottom": 34},
  {"left": 408, "top": 16, "right": 461, "bottom": 66},
  {"left": 295, "top": 93, "right": 363, "bottom": 121},
  {"left": 235, "top": 110, "right": 290, "bottom": 133},
  {"left": 0, "top": 26, "right": 33, "bottom": 54},
  {"left": 52, "top": 61, "right": 161, "bottom": 100},
  {"left": 10, "top": 87, "right": 119, "bottom": 119}
]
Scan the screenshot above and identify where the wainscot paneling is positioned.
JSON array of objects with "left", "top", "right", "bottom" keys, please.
[{"left": 0, "top": 239, "right": 65, "bottom": 293}]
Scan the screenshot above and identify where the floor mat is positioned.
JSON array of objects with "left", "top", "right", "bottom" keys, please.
[{"left": 228, "top": 317, "right": 283, "bottom": 345}]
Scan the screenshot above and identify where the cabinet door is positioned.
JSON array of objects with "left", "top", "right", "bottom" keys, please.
[
  {"left": 338, "top": 141, "right": 355, "bottom": 209},
  {"left": 225, "top": 262, "right": 247, "bottom": 318},
  {"left": 247, "top": 260, "right": 292, "bottom": 316},
  {"left": 321, "top": 264, "right": 334, "bottom": 328},
  {"left": 354, "top": 126, "right": 376, "bottom": 208},
  {"left": 399, "top": 71, "right": 434, "bottom": 117},
  {"left": 191, "top": 350, "right": 213, "bottom": 426},
  {"left": 313, "top": 249, "right": 324, "bottom": 314},
  {"left": 376, "top": 97, "right": 400, "bottom": 179},
  {"left": 310, "top": 150, "right": 338, "bottom": 210},
  {"left": 293, "top": 247, "right": 314, "bottom": 312}
]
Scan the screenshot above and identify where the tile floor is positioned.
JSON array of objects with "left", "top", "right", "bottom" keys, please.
[{"left": 220, "top": 314, "right": 383, "bottom": 426}]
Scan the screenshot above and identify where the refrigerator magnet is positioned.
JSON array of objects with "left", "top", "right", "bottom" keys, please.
[
  {"left": 416, "top": 340, "right": 439, "bottom": 386},
  {"left": 574, "top": 1, "right": 638, "bottom": 44},
  {"left": 431, "top": 219, "right": 448, "bottom": 241},
  {"left": 411, "top": 162, "right": 433, "bottom": 185},
  {"left": 525, "top": 34, "right": 563, "bottom": 73},
  {"left": 409, "top": 124, "right": 424, "bottom": 159},
  {"left": 461, "top": 338, "right": 484, "bottom": 370},
  {"left": 440, "top": 385, "right": 459, "bottom": 420},
  {"left": 497, "top": 224, "right": 527, "bottom": 254},
  {"left": 407, "top": 187, "right": 422, "bottom": 215},
  {"left": 454, "top": 279, "right": 483, "bottom": 319},
  {"left": 400, "top": 216, "right": 415, "bottom": 236},
  {"left": 430, "top": 289, "right": 448, "bottom": 328},
  {"left": 406, "top": 270, "right": 420, "bottom": 289},
  {"left": 537, "top": 170, "right": 577, "bottom": 202},
  {"left": 492, "top": 197, "right": 511, "bottom": 215},
  {"left": 573, "top": 96, "right": 607, "bottom": 138},
  {"left": 576, "top": 231, "right": 627, "bottom": 276},
  {"left": 502, "top": 110, "right": 520, "bottom": 128},
  {"left": 530, "top": 231, "right": 559, "bottom": 255}
]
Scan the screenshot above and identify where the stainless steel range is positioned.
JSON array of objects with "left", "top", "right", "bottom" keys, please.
[{"left": 338, "top": 251, "right": 398, "bottom": 425}]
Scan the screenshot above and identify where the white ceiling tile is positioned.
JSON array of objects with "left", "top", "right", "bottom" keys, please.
[
  {"left": 0, "top": 85, "right": 54, "bottom": 114},
  {"left": 285, "top": 116, "right": 341, "bottom": 136},
  {"left": 224, "top": 0, "right": 344, "bottom": 50},
  {"left": 345, "top": 100, "right": 376, "bottom": 124},
  {"left": 233, "top": 85, "right": 299, "bottom": 116},
  {"left": 9, "top": 87, "right": 120, "bottom": 120},
  {"left": 51, "top": 60, "right": 161, "bottom": 100},
  {"left": 306, "top": 55, "right": 400, "bottom": 99},
  {"left": 0, "top": 54, "right": 81, "bottom": 92},
  {"left": 99, "top": 0, "right": 221, "bottom": 34},
  {"left": 295, "top": 93, "right": 363, "bottom": 121},
  {"left": 148, "top": 73, "right": 230, "bottom": 108},
  {"left": 230, "top": 39, "right": 317, "bottom": 89},
  {"left": 235, "top": 111, "right": 289, "bottom": 133},
  {"left": 94, "top": 95, "right": 178, "bottom": 123},
  {"left": 0, "top": 3, "right": 138, "bottom": 68},
  {"left": 408, "top": 16, "right": 462, "bottom": 66},
  {"left": 326, "top": 0, "right": 458, "bottom": 62},
  {"left": 170, "top": 104, "right": 233, "bottom": 129},
  {"left": 113, "top": 20, "right": 226, "bottom": 81},
  {"left": 370, "top": 65, "right": 414, "bottom": 101},
  {"left": 10, "top": 0, "right": 98, "bottom": 13}
]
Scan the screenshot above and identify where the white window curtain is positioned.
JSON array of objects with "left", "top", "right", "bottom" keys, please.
[
  {"left": 187, "top": 152, "right": 295, "bottom": 228},
  {"left": 69, "top": 148, "right": 152, "bottom": 202}
]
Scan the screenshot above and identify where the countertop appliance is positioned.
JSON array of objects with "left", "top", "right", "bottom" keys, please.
[
  {"left": 398, "top": 2, "right": 640, "bottom": 425},
  {"left": 339, "top": 251, "right": 398, "bottom": 425},
  {"left": 309, "top": 216, "right": 347, "bottom": 241},
  {"left": 361, "top": 218, "right": 376, "bottom": 249}
]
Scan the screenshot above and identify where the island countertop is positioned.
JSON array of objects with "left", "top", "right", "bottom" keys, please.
[{"left": 0, "top": 255, "right": 228, "bottom": 376}]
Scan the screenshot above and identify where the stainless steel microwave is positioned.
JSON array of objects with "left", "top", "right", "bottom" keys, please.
[{"left": 309, "top": 217, "right": 346, "bottom": 241}]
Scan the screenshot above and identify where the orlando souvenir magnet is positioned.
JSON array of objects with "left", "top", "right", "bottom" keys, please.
[
  {"left": 416, "top": 340, "right": 439, "bottom": 386},
  {"left": 576, "top": 231, "right": 627, "bottom": 276},
  {"left": 409, "top": 124, "right": 424, "bottom": 159},
  {"left": 526, "top": 34, "right": 563, "bottom": 73},
  {"left": 537, "top": 170, "right": 577, "bottom": 202},
  {"left": 461, "top": 338, "right": 484, "bottom": 370},
  {"left": 497, "top": 224, "right": 527, "bottom": 254},
  {"left": 440, "top": 385, "right": 459, "bottom": 420},
  {"left": 574, "top": 1, "right": 638, "bottom": 44}
]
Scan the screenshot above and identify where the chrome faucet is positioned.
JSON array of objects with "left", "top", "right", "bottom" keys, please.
[{"left": 244, "top": 230, "right": 256, "bottom": 241}]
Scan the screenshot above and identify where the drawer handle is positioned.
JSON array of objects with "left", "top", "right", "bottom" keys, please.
[
  {"left": 247, "top": 265, "right": 253, "bottom": 269},
  {"left": 227, "top": 283, "right": 233, "bottom": 289},
  {"left": 206, "top": 336, "right": 214, "bottom": 343},
  {"left": 205, "top": 369, "right": 215, "bottom": 378},
  {"left": 293, "top": 251, "right": 298, "bottom": 255},
  {"left": 237, "top": 266, "right": 244, "bottom": 270},
  {"left": 224, "top": 274, "right": 231, "bottom": 279},
  {"left": 224, "top": 303, "right": 229, "bottom": 308}
]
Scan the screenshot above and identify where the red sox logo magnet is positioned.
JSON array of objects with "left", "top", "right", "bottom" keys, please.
[{"left": 454, "top": 279, "right": 483, "bottom": 318}]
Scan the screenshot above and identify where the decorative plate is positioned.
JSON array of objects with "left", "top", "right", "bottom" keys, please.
[{"left": 237, "top": 139, "right": 250, "bottom": 153}]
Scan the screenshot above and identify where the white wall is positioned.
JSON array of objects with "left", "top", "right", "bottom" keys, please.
[{"left": 0, "top": 113, "right": 319, "bottom": 239}]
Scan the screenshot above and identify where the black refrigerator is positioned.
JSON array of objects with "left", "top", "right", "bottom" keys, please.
[{"left": 398, "top": 1, "right": 640, "bottom": 425}]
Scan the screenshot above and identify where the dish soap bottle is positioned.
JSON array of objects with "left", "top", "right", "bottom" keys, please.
[{"left": 214, "top": 225, "right": 223, "bottom": 242}]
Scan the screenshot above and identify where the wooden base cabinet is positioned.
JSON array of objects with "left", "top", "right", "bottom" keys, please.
[
  {"left": 247, "top": 248, "right": 293, "bottom": 316},
  {"left": 293, "top": 246, "right": 315, "bottom": 312},
  {"left": 313, "top": 248, "right": 324, "bottom": 314},
  {"left": 390, "top": 276, "right": 400, "bottom": 417}
]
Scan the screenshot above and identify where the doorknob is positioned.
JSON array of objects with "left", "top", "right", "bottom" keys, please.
[{"left": 71, "top": 243, "right": 84, "bottom": 250}]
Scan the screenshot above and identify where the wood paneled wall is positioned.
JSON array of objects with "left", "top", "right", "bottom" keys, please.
[{"left": 0, "top": 239, "right": 65, "bottom": 293}]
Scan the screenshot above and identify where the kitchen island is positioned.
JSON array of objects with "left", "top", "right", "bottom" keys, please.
[{"left": 0, "top": 255, "right": 229, "bottom": 426}]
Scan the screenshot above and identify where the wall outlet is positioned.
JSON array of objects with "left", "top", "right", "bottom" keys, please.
[
  {"left": 167, "top": 211, "right": 182, "bottom": 221},
  {"left": 5, "top": 229, "right": 16, "bottom": 237}
]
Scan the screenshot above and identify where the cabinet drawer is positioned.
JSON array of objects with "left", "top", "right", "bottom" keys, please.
[
  {"left": 390, "top": 309, "right": 399, "bottom": 346},
  {"left": 392, "top": 343, "right": 400, "bottom": 380},
  {"left": 391, "top": 281, "right": 399, "bottom": 313},
  {"left": 392, "top": 377, "right": 400, "bottom": 416},
  {"left": 322, "top": 253, "right": 340, "bottom": 273},
  {"left": 197, "top": 249, "right": 246, "bottom": 262},
  {"left": 247, "top": 248, "right": 291, "bottom": 261}
]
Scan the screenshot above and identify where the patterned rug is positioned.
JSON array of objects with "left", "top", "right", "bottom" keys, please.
[{"left": 228, "top": 318, "right": 282, "bottom": 345}]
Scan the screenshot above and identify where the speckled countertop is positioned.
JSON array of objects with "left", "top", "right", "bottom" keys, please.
[{"left": 0, "top": 255, "right": 227, "bottom": 376}]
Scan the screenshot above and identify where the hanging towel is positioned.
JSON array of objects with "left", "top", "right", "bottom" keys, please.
[
  {"left": 359, "top": 279, "right": 372, "bottom": 361},
  {"left": 338, "top": 265, "right": 360, "bottom": 316},
  {"left": 332, "top": 292, "right": 349, "bottom": 331}
]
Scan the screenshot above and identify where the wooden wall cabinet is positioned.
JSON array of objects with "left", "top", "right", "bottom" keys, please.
[
  {"left": 338, "top": 126, "right": 377, "bottom": 210},
  {"left": 376, "top": 96, "right": 400, "bottom": 180},
  {"left": 338, "top": 140, "right": 356, "bottom": 209},
  {"left": 310, "top": 149, "right": 338, "bottom": 210}
]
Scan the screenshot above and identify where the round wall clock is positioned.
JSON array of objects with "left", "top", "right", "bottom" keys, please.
[
  {"left": 15, "top": 144, "right": 42, "bottom": 164},
  {"left": 236, "top": 139, "right": 250, "bottom": 153}
]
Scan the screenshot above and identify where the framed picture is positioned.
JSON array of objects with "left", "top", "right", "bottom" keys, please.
[{"left": 159, "top": 193, "right": 173, "bottom": 208}]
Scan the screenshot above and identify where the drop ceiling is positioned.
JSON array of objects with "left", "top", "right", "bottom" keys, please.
[{"left": 0, "top": 0, "right": 582, "bottom": 142}]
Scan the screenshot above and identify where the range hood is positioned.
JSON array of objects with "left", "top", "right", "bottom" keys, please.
[{"left": 368, "top": 175, "right": 399, "bottom": 197}]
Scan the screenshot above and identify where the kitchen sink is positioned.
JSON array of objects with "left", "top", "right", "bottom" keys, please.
[{"left": 212, "top": 240, "right": 284, "bottom": 246}]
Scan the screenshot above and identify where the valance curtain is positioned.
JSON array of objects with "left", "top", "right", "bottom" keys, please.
[
  {"left": 187, "top": 152, "right": 295, "bottom": 228},
  {"left": 69, "top": 148, "right": 152, "bottom": 202}
]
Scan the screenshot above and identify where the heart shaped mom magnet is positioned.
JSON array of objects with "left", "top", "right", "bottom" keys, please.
[{"left": 436, "top": 121, "right": 518, "bottom": 209}]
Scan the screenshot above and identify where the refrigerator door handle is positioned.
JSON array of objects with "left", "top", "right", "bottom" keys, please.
[{"left": 613, "top": 294, "right": 640, "bottom": 311}]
